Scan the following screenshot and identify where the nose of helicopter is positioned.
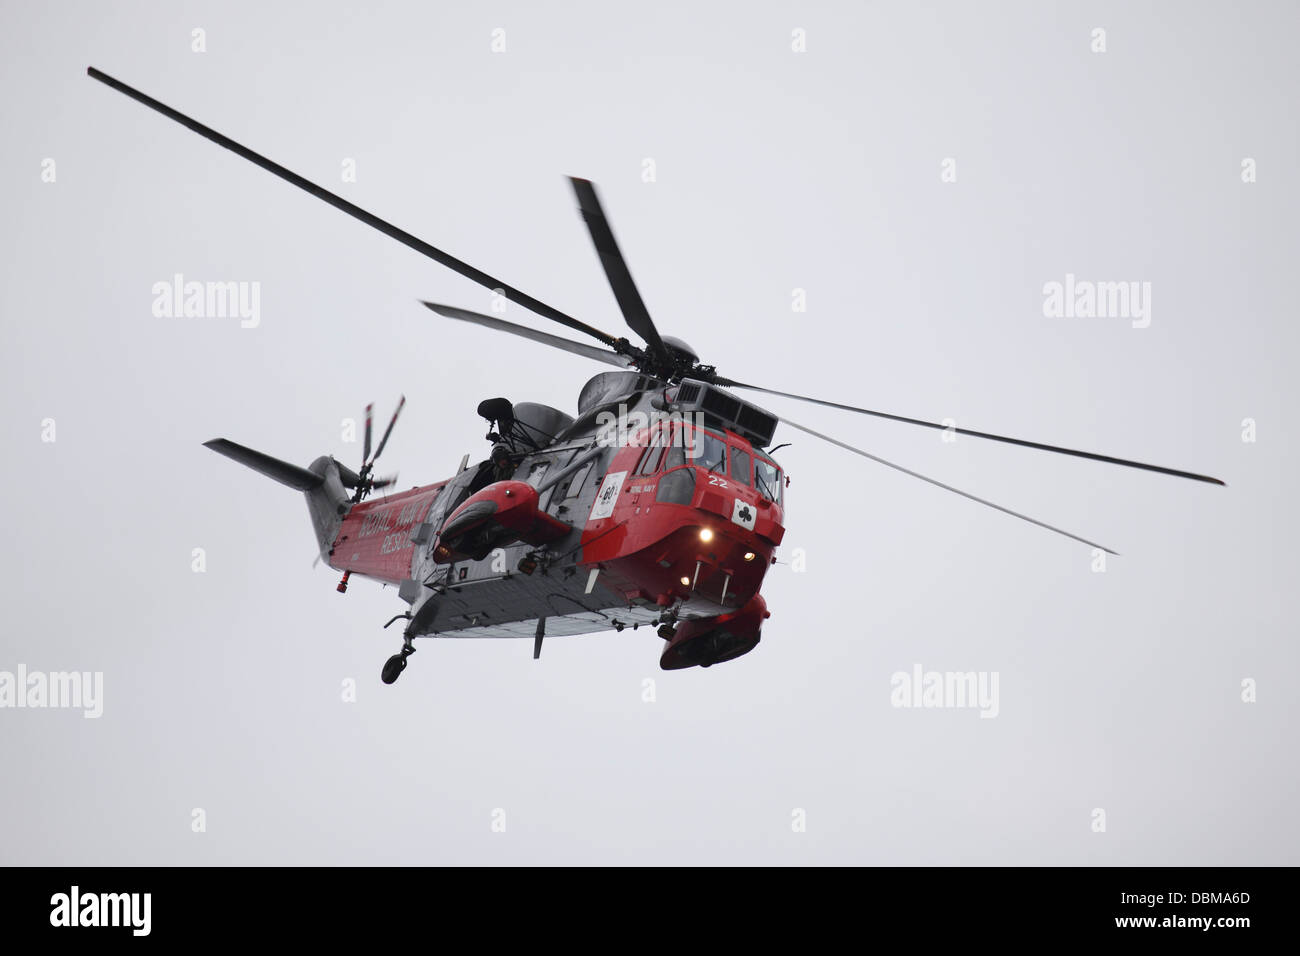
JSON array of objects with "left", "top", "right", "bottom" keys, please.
[
  {"left": 666, "top": 518, "right": 772, "bottom": 608},
  {"left": 626, "top": 487, "right": 783, "bottom": 611},
  {"left": 578, "top": 459, "right": 784, "bottom": 612}
]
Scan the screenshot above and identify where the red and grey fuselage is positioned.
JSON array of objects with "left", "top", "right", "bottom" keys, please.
[{"left": 313, "top": 371, "right": 785, "bottom": 669}]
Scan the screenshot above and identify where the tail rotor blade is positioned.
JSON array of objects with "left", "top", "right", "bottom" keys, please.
[
  {"left": 362, "top": 403, "right": 373, "bottom": 466},
  {"left": 371, "top": 395, "right": 406, "bottom": 465}
]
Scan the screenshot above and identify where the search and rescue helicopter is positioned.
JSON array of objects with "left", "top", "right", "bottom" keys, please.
[{"left": 86, "top": 67, "right": 1225, "bottom": 683}]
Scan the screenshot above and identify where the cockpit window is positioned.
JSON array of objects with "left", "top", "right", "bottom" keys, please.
[
  {"left": 755, "top": 456, "right": 782, "bottom": 504},
  {"left": 688, "top": 429, "right": 727, "bottom": 475},
  {"left": 729, "top": 447, "right": 752, "bottom": 485},
  {"left": 637, "top": 441, "right": 663, "bottom": 475},
  {"left": 662, "top": 425, "right": 684, "bottom": 471}
]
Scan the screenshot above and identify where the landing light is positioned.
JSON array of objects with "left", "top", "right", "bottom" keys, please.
[
  {"left": 743, "top": 552, "right": 756, "bottom": 562},
  {"left": 699, "top": 528, "right": 714, "bottom": 542},
  {"left": 679, "top": 576, "right": 691, "bottom": 586}
]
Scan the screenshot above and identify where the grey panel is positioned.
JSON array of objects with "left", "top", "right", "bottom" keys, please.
[{"left": 431, "top": 603, "right": 662, "bottom": 640}]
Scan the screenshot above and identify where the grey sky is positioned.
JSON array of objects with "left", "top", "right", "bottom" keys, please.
[{"left": 1, "top": 0, "right": 1296, "bottom": 864}]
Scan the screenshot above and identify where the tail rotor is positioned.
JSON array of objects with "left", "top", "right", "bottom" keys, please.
[{"left": 348, "top": 395, "right": 405, "bottom": 502}]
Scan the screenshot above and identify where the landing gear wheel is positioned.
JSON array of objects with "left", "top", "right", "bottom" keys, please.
[
  {"left": 657, "top": 623, "right": 677, "bottom": 640},
  {"left": 381, "top": 654, "right": 407, "bottom": 684},
  {"left": 382, "top": 635, "right": 417, "bottom": 685}
]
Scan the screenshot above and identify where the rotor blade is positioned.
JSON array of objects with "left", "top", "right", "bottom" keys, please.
[
  {"left": 568, "top": 177, "right": 670, "bottom": 368},
  {"left": 86, "top": 67, "right": 625, "bottom": 352},
  {"left": 362, "top": 403, "right": 373, "bottom": 466},
  {"left": 370, "top": 475, "right": 399, "bottom": 490},
  {"left": 718, "top": 380, "right": 1224, "bottom": 487},
  {"left": 776, "top": 415, "right": 1119, "bottom": 554},
  {"left": 370, "top": 395, "right": 406, "bottom": 465},
  {"left": 421, "top": 301, "right": 633, "bottom": 370}
]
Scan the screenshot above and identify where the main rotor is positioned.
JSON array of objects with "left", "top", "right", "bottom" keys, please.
[{"left": 86, "top": 66, "right": 1224, "bottom": 554}]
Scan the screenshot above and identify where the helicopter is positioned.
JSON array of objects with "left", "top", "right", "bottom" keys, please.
[{"left": 86, "top": 66, "right": 1224, "bottom": 683}]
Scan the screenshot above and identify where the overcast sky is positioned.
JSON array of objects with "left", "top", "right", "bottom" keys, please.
[{"left": 2, "top": 0, "right": 1296, "bottom": 865}]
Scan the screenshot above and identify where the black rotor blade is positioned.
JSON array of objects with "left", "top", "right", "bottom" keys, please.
[
  {"left": 362, "top": 403, "right": 373, "bottom": 466},
  {"left": 86, "top": 67, "right": 624, "bottom": 351},
  {"left": 718, "top": 379, "right": 1225, "bottom": 487},
  {"left": 421, "top": 301, "right": 632, "bottom": 370},
  {"left": 775, "top": 416, "right": 1119, "bottom": 554},
  {"left": 370, "top": 474, "right": 399, "bottom": 490},
  {"left": 370, "top": 396, "right": 405, "bottom": 465},
  {"left": 568, "top": 177, "right": 670, "bottom": 368}
]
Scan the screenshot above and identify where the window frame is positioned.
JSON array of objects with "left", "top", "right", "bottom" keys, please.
[
  {"left": 636, "top": 439, "right": 665, "bottom": 476},
  {"left": 754, "top": 455, "right": 782, "bottom": 504}
]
